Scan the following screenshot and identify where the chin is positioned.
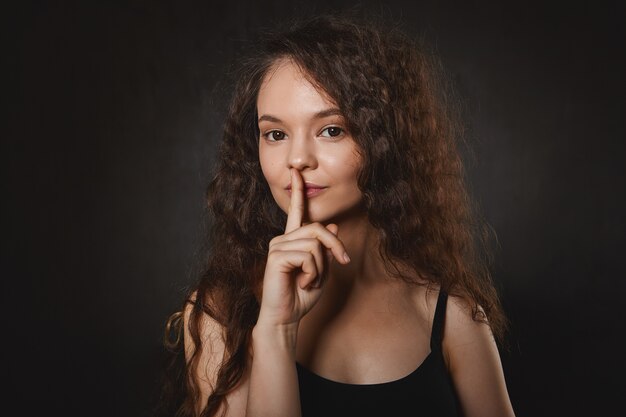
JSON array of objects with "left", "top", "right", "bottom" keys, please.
[
  {"left": 307, "top": 203, "right": 365, "bottom": 225},
  {"left": 273, "top": 191, "right": 365, "bottom": 225}
]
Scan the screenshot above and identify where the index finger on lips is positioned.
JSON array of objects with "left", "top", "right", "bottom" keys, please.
[{"left": 285, "top": 168, "right": 304, "bottom": 234}]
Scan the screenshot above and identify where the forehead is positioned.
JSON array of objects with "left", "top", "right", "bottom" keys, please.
[{"left": 257, "top": 60, "right": 337, "bottom": 112}]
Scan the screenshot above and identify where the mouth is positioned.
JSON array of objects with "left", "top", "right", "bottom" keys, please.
[{"left": 285, "top": 183, "right": 328, "bottom": 198}]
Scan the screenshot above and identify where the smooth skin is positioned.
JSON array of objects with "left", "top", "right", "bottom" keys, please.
[{"left": 184, "top": 60, "right": 516, "bottom": 417}]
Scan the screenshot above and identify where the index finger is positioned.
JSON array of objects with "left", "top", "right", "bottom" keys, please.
[{"left": 285, "top": 168, "right": 304, "bottom": 233}]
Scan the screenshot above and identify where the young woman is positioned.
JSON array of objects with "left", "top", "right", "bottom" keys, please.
[{"left": 162, "top": 13, "right": 516, "bottom": 417}]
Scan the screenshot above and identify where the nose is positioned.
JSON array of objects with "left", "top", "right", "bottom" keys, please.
[{"left": 287, "top": 134, "right": 317, "bottom": 171}]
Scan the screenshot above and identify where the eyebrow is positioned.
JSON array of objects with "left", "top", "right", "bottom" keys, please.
[{"left": 258, "top": 108, "right": 343, "bottom": 123}]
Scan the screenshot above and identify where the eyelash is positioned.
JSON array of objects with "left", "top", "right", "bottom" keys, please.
[{"left": 262, "top": 126, "right": 345, "bottom": 141}]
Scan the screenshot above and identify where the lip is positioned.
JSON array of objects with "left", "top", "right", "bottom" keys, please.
[
  {"left": 285, "top": 182, "right": 328, "bottom": 198},
  {"left": 285, "top": 181, "right": 326, "bottom": 190}
]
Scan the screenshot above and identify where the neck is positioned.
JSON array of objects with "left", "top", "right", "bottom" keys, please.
[
  {"left": 302, "top": 210, "right": 416, "bottom": 326},
  {"left": 324, "top": 210, "right": 391, "bottom": 288}
]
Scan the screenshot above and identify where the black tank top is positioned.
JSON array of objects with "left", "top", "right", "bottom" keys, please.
[{"left": 296, "top": 290, "right": 460, "bottom": 416}]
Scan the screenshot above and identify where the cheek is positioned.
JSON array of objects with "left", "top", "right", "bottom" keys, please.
[
  {"left": 259, "top": 149, "right": 277, "bottom": 183},
  {"left": 259, "top": 140, "right": 287, "bottom": 177},
  {"left": 261, "top": 163, "right": 281, "bottom": 187},
  {"left": 332, "top": 151, "right": 361, "bottom": 184},
  {"left": 260, "top": 162, "right": 287, "bottom": 210},
  {"left": 259, "top": 152, "right": 286, "bottom": 207},
  {"left": 259, "top": 158, "right": 270, "bottom": 183}
]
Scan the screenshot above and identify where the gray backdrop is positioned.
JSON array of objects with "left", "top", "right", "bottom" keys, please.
[{"left": 5, "top": 1, "right": 624, "bottom": 416}]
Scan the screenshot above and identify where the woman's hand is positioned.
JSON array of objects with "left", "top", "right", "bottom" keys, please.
[{"left": 257, "top": 168, "right": 351, "bottom": 328}]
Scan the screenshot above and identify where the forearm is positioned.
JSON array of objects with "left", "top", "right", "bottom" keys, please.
[{"left": 245, "top": 322, "right": 302, "bottom": 417}]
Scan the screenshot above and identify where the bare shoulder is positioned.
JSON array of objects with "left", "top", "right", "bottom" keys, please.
[
  {"left": 183, "top": 290, "right": 250, "bottom": 417},
  {"left": 183, "top": 291, "right": 225, "bottom": 364},
  {"left": 442, "top": 295, "right": 494, "bottom": 366},
  {"left": 441, "top": 293, "right": 516, "bottom": 417}
]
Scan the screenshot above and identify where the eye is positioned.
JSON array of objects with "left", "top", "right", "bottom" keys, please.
[
  {"left": 320, "top": 126, "right": 344, "bottom": 138},
  {"left": 262, "top": 130, "right": 287, "bottom": 141}
]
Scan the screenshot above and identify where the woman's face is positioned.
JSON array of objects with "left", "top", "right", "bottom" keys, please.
[{"left": 257, "top": 59, "right": 363, "bottom": 224}]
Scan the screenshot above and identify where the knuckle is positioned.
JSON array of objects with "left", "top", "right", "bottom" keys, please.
[
  {"left": 311, "top": 222, "right": 324, "bottom": 231},
  {"left": 267, "top": 250, "right": 281, "bottom": 263},
  {"left": 269, "top": 236, "right": 282, "bottom": 247},
  {"left": 307, "top": 237, "right": 321, "bottom": 247},
  {"left": 307, "top": 237, "right": 324, "bottom": 252}
]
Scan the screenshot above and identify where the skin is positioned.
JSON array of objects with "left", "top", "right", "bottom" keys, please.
[{"left": 183, "top": 59, "right": 516, "bottom": 417}]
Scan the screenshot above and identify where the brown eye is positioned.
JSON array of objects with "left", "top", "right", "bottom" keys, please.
[
  {"left": 320, "top": 126, "right": 343, "bottom": 138},
  {"left": 264, "top": 130, "right": 286, "bottom": 141}
]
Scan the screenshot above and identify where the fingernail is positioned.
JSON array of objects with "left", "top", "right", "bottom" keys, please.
[{"left": 343, "top": 252, "right": 351, "bottom": 263}]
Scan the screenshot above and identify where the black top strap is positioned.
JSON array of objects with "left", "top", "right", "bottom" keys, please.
[{"left": 430, "top": 290, "right": 448, "bottom": 352}]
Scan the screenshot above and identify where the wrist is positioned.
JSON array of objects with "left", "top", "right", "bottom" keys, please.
[{"left": 252, "top": 321, "right": 299, "bottom": 353}]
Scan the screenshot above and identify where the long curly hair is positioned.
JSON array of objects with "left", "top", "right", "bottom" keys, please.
[{"left": 158, "top": 13, "right": 508, "bottom": 417}]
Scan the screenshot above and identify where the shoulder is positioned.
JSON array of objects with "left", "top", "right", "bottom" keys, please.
[
  {"left": 183, "top": 292, "right": 231, "bottom": 414},
  {"left": 182, "top": 290, "right": 227, "bottom": 385},
  {"left": 440, "top": 292, "right": 516, "bottom": 417},
  {"left": 183, "top": 290, "right": 250, "bottom": 417},
  {"left": 183, "top": 290, "right": 225, "bottom": 350},
  {"left": 440, "top": 294, "right": 493, "bottom": 371}
]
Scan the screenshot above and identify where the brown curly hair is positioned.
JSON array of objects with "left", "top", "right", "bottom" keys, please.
[{"left": 158, "top": 12, "right": 508, "bottom": 417}]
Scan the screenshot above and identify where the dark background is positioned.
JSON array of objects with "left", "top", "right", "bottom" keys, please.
[{"left": 5, "top": 1, "right": 625, "bottom": 416}]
